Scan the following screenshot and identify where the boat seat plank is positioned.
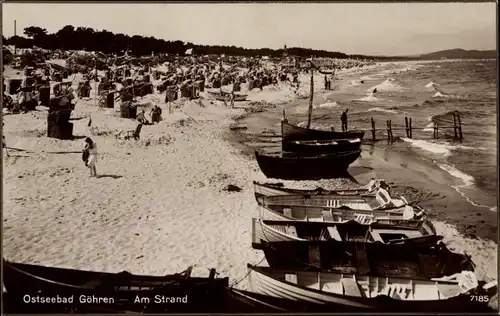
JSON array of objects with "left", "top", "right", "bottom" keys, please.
[
  {"left": 436, "top": 283, "right": 461, "bottom": 299},
  {"left": 340, "top": 277, "right": 363, "bottom": 297},
  {"left": 326, "top": 226, "right": 342, "bottom": 241},
  {"left": 322, "top": 210, "right": 334, "bottom": 222},
  {"left": 286, "top": 225, "right": 298, "bottom": 237},
  {"left": 285, "top": 273, "right": 298, "bottom": 284}
]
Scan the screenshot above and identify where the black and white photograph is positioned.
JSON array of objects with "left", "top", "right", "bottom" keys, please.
[{"left": 1, "top": 2, "right": 498, "bottom": 313}]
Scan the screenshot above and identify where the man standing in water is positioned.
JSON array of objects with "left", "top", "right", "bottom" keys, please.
[{"left": 341, "top": 109, "right": 348, "bottom": 132}]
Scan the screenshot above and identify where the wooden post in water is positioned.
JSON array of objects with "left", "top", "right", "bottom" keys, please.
[
  {"left": 453, "top": 113, "right": 458, "bottom": 138},
  {"left": 386, "top": 120, "right": 391, "bottom": 142},
  {"left": 409, "top": 118, "right": 412, "bottom": 138},
  {"left": 371, "top": 117, "right": 376, "bottom": 141},
  {"left": 389, "top": 120, "right": 394, "bottom": 142},
  {"left": 457, "top": 114, "right": 463, "bottom": 140},
  {"left": 405, "top": 117, "right": 409, "bottom": 138},
  {"left": 306, "top": 57, "right": 314, "bottom": 129}
]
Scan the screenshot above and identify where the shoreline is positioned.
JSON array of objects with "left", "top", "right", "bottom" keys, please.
[{"left": 3, "top": 61, "right": 497, "bottom": 294}]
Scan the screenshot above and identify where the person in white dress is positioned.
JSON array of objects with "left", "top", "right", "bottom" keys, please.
[{"left": 84, "top": 137, "right": 98, "bottom": 177}]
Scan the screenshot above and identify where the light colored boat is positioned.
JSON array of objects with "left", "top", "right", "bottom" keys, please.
[
  {"left": 259, "top": 203, "right": 422, "bottom": 223},
  {"left": 247, "top": 265, "right": 492, "bottom": 311},
  {"left": 251, "top": 218, "right": 437, "bottom": 249},
  {"left": 253, "top": 178, "right": 390, "bottom": 205}
]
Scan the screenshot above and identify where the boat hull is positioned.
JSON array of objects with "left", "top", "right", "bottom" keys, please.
[
  {"left": 259, "top": 240, "right": 475, "bottom": 279},
  {"left": 253, "top": 181, "right": 375, "bottom": 205},
  {"left": 281, "top": 121, "right": 365, "bottom": 142},
  {"left": 255, "top": 150, "right": 361, "bottom": 180},
  {"left": 2, "top": 259, "right": 231, "bottom": 313},
  {"left": 283, "top": 138, "right": 362, "bottom": 154},
  {"left": 247, "top": 265, "right": 493, "bottom": 312}
]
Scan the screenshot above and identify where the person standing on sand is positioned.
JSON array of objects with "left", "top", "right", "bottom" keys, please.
[
  {"left": 341, "top": 109, "right": 348, "bottom": 132},
  {"left": 84, "top": 137, "right": 98, "bottom": 177}
]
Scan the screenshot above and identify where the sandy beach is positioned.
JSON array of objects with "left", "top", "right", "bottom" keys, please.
[{"left": 2, "top": 62, "right": 497, "bottom": 302}]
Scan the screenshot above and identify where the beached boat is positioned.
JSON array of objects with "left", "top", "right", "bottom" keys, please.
[
  {"left": 258, "top": 203, "right": 425, "bottom": 224},
  {"left": 319, "top": 69, "right": 335, "bottom": 75},
  {"left": 283, "top": 138, "right": 362, "bottom": 153},
  {"left": 2, "top": 259, "right": 230, "bottom": 313},
  {"left": 259, "top": 240, "right": 475, "bottom": 278},
  {"left": 253, "top": 179, "right": 390, "bottom": 204},
  {"left": 251, "top": 218, "right": 437, "bottom": 249},
  {"left": 255, "top": 150, "right": 361, "bottom": 180},
  {"left": 208, "top": 91, "right": 248, "bottom": 101},
  {"left": 281, "top": 121, "right": 365, "bottom": 142},
  {"left": 246, "top": 265, "right": 495, "bottom": 312},
  {"left": 260, "top": 188, "right": 417, "bottom": 214}
]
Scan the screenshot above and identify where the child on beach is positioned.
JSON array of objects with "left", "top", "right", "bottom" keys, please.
[{"left": 84, "top": 137, "right": 98, "bottom": 177}]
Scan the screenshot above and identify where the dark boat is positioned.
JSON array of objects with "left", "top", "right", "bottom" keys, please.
[
  {"left": 247, "top": 264, "right": 495, "bottom": 312},
  {"left": 2, "top": 259, "right": 231, "bottom": 313},
  {"left": 283, "top": 137, "right": 362, "bottom": 153},
  {"left": 281, "top": 120, "right": 365, "bottom": 142},
  {"left": 255, "top": 150, "right": 361, "bottom": 180},
  {"left": 259, "top": 240, "right": 475, "bottom": 279},
  {"left": 251, "top": 218, "right": 437, "bottom": 249}
]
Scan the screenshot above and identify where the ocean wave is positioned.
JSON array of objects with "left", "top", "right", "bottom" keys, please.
[
  {"left": 350, "top": 80, "right": 362, "bottom": 86},
  {"left": 435, "top": 162, "right": 496, "bottom": 211},
  {"left": 435, "top": 162, "right": 475, "bottom": 186},
  {"left": 368, "top": 78, "right": 405, "bottom": 93},
  {"left": 425, "top": 82, "right": 438, "bottom": 88},
  {"left": 355, "top": 95, "right": 380, "bottom": 102},
  {"left": 295, "top": 102, "right": 340, "bottom": 114},
  {"left": 433, "top": 91, "right": 448, "bottom": 98},
  {"left": 318, "top": 101, "right": 340, "bottom": 108},
  {"left": 367, "top": 107, "right": 398, "bottom": 114},
  {"left": 402, "top": 138, "right": 484, "bottom": 156},
  {"left": 402, "top": 138, "right": 452, "bottom": 156}
]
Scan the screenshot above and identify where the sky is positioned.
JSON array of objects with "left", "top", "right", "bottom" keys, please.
[{"left": 2, "top": 3, "right": 497, "bottom": 56}]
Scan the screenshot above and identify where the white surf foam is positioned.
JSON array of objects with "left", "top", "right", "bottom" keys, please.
[
  {"left": 402, "top": 138, "right": 451, "bottom": 156},
  {"left": 425, "top": 82, "right": 438, "bottom": 88},
  {"left": 356, "top": 95, "right": 380, "bottom": 102},
  {"left": 423, "top": 122, "right": 434, "bottom": 132},
  {"left": 367, "top": 78, "right": 404, "bottom": 93},
  {"left": 402, "top": 138, "right": 481, "bottom": 155},
  {"left": 318, "top": 101, "right": 340, "bottom": 108},
  {"left": 433, "top": 91, "right": 448, "bottom": 98},
  {"left": 367, "top": 107, "right": 398, "bottom": 114},
  {"left": 436, "top": 162, "right": 475, "bottom": 186},
  {"left": 435, "top": 162, "right": 496, "bottom": 212}
]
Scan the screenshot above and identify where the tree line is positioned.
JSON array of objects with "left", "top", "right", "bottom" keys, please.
[{"left": 3, "top": 25, "right": 408, "bottom": 61}]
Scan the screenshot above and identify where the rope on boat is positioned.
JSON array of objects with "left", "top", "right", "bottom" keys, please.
[{"left": 229, "top": 255, "right": 266, "bottom": 288}]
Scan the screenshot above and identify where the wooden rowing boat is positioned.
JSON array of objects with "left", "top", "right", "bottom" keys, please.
[
  {"left": 259, "top": 240, "right": 475, "bottom": 279},
  {"left": 261, "top": 188, "right": 410, "bottom": 211},
  {"left": 281, "top": 120, "right": 365, "bottom": 142},
  {"left": 258, "top": 203, "right": 425, "bottom": 224},
  {"left": 283, "top": 138, "right": 362, "bottom": 153},
  {"left": 255, "top": 150, "right": 361, "bottom": 180},
  {"left": 3, "top": 259, "right": 230, "bottom": 313},
  {"left": 246, "top": 265, "right": 494, "bottom": 312},
  {"left": 253, "top": 179, "right": 391, "bottom": 204},
  {"left": 251, "top": 218, "right": 437, "bottom": 249}
]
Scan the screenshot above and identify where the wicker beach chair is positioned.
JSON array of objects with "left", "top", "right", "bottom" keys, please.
[{"left": 124, "top": 123, "right": 143, "bottom": 141}]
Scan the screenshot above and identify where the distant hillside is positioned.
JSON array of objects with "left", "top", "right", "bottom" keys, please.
[{"left": 416, "top": 49, "right": 496, "bottom": 60}]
